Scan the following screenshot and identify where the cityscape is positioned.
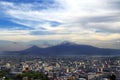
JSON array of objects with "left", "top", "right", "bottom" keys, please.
[
  {"left": 0, "top": 55, "right": 119, "bottom": 80},
  {"left": 0, "top": 0, "right": 120, "bottom": 80}
]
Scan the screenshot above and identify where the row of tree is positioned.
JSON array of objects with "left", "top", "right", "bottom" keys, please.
[{"left": 0, "top": 69, "right": 47, "bottom": 80}]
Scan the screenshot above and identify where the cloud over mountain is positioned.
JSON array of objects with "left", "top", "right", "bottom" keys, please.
[{"left": 0, "top": 0, "right": 120, "bottom": 49}]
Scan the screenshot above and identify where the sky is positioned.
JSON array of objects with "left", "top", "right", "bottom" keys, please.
[{"left": 0, "top": 0, "right": 120, "bottom": 49}]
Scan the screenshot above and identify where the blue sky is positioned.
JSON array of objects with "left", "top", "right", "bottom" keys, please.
[{"left": 0, "top": 0, "right": 120, "bottom": 49}]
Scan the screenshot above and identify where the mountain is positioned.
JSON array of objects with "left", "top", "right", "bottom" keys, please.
[
  {"left": 5, "top": 42, "right": 120, "bottom": 56},
  {"left": 4, "top": 45, "right": 44, "bottom": 55},
  {"left": 0, "top": 40, "right": 63, "bottom": 51}
]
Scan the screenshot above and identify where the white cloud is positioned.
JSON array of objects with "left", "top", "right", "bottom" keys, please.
[{"left": 0, "top": 0, "right": 120, "bottom": 47}]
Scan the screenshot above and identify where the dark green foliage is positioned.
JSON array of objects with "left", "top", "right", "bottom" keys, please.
[
  {"left": 17, "top": 71, "right": 46, "bottom": 80},
  {"left": 0, "top": 69, "right": 10, "bottom": 78},
  {"left": 0, "top": 70, "right": 47, "bottom": 80}
]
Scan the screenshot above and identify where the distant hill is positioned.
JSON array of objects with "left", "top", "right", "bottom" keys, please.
[{"left": 4, "top": 42, "right": 120, "bottom": 56}]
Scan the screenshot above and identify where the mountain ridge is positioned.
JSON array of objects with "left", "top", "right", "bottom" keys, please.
[{"left": 4, "top": 42, "right": 120, "bottom": 56}]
